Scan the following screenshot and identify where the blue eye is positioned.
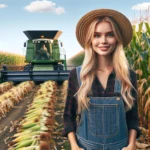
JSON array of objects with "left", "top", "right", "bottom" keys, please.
[
  {"left": 94, "top": 34, "right": 100, "bottom": 38},
  {"left": 107, "top": 33, "right": 114, "bottom": 37}
]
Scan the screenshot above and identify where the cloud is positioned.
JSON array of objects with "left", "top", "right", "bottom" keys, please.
[
  {"left": 25, "top": 0, "right": 65, "bottom": 15},
  {"left": 55, "top": 7, "right": 65, "bottom": 15},
  {"left": 0, "top": 4, "right": 8, "bottom": 8},
  {"left": 132, "top": 2, "right": 150, "bottom": 11}
]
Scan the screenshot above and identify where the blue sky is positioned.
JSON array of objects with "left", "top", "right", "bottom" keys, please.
[{"left": 0, "top": 0, "right": 150, "bottom": 59}]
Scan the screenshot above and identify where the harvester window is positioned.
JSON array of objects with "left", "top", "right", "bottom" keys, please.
[
  {"left": 35, "top": 43, "right": 50, "bottom": 60},
  {"left": 40, "top": 44, "right": 48, "bottom": 52},
  {"left": 24, "top": 42, "right": 26, "bottom": 47},
  {"left": 60, "top": 42, "right": 63, "bottom": 47}
]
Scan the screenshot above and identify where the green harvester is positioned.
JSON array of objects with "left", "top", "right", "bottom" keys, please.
[{"left": 0, "top": 30, "right": 74, "bottom": 83}]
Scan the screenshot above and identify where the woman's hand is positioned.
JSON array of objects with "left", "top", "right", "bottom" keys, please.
[
  {"left": 68, "top": 132, "right": 84, "bottom": 150},
  {"left": 122, "top": 143, "right": 136, "bottom": 150},
  {"left": 71, "top": 144, "right": 84, "bottom": 150},
  {"left": 72, "top": 147, "right": 84, "bottom": 150}
]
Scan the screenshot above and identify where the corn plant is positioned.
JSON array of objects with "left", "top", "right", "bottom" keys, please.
[
  {"left": 67, "top": 50, "right": 84, "bottom": 66},
  {"left": 8, "top": 81, "right": 56, "bottom": 150},
  {"left": 0, "top": 51, "right": 25, "bottom": 69},
  {"left": 125, "top": 22, "right": 150, "bottom": 129}
]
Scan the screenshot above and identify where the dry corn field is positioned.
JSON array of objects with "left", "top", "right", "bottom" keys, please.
[
  {"left": 0, "top": 80, "right": 70, "bottom": 150},
  {"left": 0, "top": 80, "right": 149, "bottom": 150},
  {"left": 0, "top": 51, "right": 25, "bottom": 69}
]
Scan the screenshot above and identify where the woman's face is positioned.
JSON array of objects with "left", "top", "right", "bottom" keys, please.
[{"left": 91, "top": 21, "right": 117, "bottom": 56}]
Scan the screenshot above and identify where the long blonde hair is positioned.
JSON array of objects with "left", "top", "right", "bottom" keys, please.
[{"left": 74, "top": 16, "right": 136, "bottom": 114}]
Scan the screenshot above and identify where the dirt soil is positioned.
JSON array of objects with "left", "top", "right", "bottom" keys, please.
[{"left": 53, "top": 84, "right": 71, "bottom": 150}]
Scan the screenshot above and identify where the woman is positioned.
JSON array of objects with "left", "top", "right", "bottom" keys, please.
[{"left": 63, "top": 9, "right": 141, "bottom": 150}]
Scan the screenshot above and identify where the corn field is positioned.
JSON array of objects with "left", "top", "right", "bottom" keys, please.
[
  {"left": 0, "top": 21, "right": 150, "bottom": 149},
  {"left": 0, "top": 51, "right": 25, "bottom": 69},
  {"left": 0, "top": 80, "right": 69, "bottom": 150},
  {"left": 67, "top": 50, "right": 84, "bottom": 66},
  {"left": 124, "top": 22, "right": 150, "bottom": 129}
]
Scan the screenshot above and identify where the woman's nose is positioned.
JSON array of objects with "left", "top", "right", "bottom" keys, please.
[{"left": 100, "top": 36, "right": 107, "bottom": 44}]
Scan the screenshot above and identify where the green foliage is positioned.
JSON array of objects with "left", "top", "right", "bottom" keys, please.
[
  {"left": 125, "top": 22, "right": 150, "bottom": 128},
  {"left": 67, "top": 50, "right": 84, "bottom": 66},
  {"left": 125, "top": 22, "right": 150, "bottom": 79}
]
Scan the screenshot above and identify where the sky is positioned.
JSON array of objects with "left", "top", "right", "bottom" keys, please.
[{"left": 0, "top": 0, "right": 150, "bottom": 59}]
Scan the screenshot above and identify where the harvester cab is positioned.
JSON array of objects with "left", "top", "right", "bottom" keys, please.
[
  {"left": 23, "top": 30, "right": 67, "bottom": 71},
  {"left": 0, "top": 30, "right": 71, "bottom": 83}
]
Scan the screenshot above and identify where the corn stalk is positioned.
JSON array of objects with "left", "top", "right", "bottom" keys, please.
[
  {"left": 125, "top": 22, "right": 150, "bottom": 130},
  {"left": 0, "top": 51, "right": 25, "bottom": 68}
]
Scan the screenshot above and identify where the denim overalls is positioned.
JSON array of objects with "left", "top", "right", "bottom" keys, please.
[{"left": 75, "top": 66, "right": 129, "bottom": 150}]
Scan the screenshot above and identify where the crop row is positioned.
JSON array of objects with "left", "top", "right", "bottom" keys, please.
[
  {"left": 0, "top": 81, "right": 35, "bottom": 119},
  {"left": 8, "top": 81, "right": 57, "bottom": 150},
  {"left": 0, "top": 81, "right": 14, "bottom": 94}
]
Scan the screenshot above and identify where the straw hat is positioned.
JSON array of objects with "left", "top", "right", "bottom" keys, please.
[{"left": 76, "top": 9, "right": 133, "bottom": 48}]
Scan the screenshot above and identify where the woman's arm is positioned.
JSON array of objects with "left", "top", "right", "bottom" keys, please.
[
  {"left": 62, "top": 68, "right": 78, "bottom": 136},
  {"left": 68, "top": 132, "right": 82, "bottom": 149},
  {"left": 126, "top": 70, "right": 141, "bottom": 139},
  {"left": 123, "top": 70, "right": 141, "bottom": 150},
  {"left": 63, "top": 69, "right": 84, "bottom": 150},
  {"left": 122, "top": 129, "right": 137, "bottom": 150},
  {"left": 123, "top": 70, "right": 140, "bottom": 149},
  {"left": 128, "top": 129, "right": 137, "bottom": 144}
]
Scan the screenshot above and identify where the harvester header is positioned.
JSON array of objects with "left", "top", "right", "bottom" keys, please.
[{"left": 23, "top": 30, "right": 62, "bottom": 40}]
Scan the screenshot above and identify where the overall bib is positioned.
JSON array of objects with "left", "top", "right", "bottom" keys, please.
[{"left": 75, "top": 66, "right": 129, "bottom": 150}]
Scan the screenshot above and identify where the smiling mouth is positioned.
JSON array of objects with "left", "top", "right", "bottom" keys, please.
[
  {"left": 99, "top": 46, "right": 110, "bottom": 48},
  {"left": 98, "top": 46, "right": 110, "bottom": 50}
]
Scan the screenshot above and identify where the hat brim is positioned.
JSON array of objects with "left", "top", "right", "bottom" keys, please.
[{"left": 76, "top": 9, "right": 133, "bottom": 48}]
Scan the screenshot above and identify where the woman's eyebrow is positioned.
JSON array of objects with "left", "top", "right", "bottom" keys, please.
[{"left": 94, "top": 31, "right": 114, "bottom": 34}]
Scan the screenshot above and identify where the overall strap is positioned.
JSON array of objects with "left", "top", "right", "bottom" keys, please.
[
  {"left": 114, "top": 78, "right": 122, "bottom": 96},
  {"left": 76, "top": 65, "right": 82, "bottom": 87}
]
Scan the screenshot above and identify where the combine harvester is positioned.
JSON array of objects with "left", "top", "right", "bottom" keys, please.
[{"left": 0, "top": 30, "right": 74, "bottom": 83}]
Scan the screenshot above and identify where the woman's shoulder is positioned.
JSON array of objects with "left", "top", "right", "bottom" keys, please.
[
  {"left": 69, "top": 67, "right": 77, "bottom": 77},
  {"left": 68, "top": 67, "right": 79, "bottom": 89},
  {"left": 69, "top": 65, "right": 82, "bottom": 77}
]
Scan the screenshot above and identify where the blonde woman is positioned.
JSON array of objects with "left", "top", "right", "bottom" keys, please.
[{"left": 63, "top": 9, "right": 141, "bottom": 150}]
